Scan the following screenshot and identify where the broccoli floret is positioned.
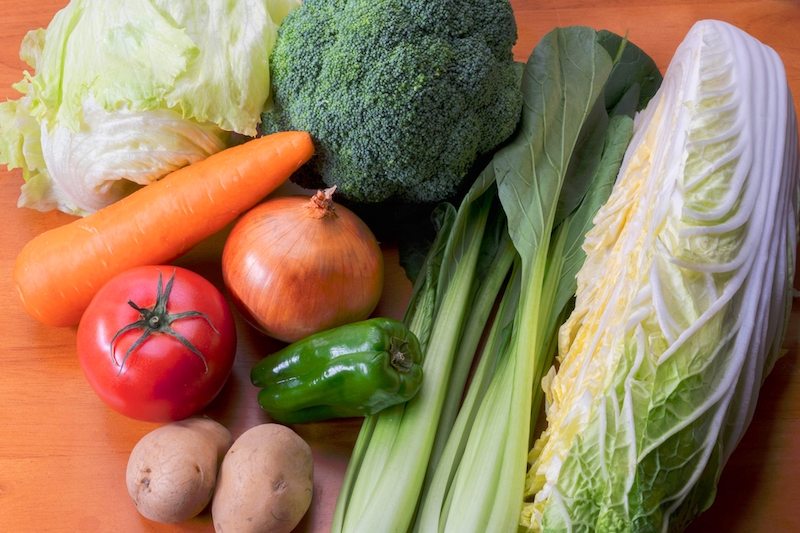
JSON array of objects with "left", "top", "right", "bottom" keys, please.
[{"left": 261, "top": 0, "right": 523, "bottom": 204}]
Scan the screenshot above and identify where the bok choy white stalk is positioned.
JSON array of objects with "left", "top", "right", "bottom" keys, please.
[{"left": 521, "top": 19, "right": 799, "bottom": 533}]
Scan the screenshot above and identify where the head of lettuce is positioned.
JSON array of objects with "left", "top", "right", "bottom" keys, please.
[{"left": 0, "top": 0, "right": 300, "bottom": 216}]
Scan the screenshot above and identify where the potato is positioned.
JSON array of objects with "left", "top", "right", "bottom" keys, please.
[
  {"left": 211, "top": 423, "right": 314, "bottom": 533},
  {"left": 126, "top": 417, "right": 233, "bottom": 523}
]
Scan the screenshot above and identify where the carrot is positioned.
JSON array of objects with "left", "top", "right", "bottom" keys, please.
[{"left": 13, "top": 131, "right": 315, "bottom": 327}]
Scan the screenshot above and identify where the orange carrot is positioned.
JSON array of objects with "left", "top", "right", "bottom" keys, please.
[{"left": 13, "top": 131, "right": 314, "bottom": 327}]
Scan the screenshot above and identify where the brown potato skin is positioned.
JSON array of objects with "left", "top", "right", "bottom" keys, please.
[
  {"left": 126, "top": 418, "right": 233, "bottom": 523},
  {"left": 211, "top": 423, "right": 314, "bottom": 533}
]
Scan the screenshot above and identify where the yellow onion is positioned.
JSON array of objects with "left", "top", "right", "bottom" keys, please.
[{"left": 221, "top": 187, "right": 384, "bottom": 343}]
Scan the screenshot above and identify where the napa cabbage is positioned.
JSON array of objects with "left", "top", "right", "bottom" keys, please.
[{"left": 521, "top": 19, "right": 800, "bottom": 533}]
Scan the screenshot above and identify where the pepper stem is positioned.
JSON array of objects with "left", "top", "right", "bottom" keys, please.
[{"left": 389, "top": 336, "right": 415, "bottom": 373}]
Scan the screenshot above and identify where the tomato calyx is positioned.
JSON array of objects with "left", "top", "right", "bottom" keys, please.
[{"left": 109, "top": 269, "right": 219, "bottom": 376}]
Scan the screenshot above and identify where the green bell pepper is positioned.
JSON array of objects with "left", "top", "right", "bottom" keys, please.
[{"left": 251, "top": 317, "right": 424, "bottom": 423}]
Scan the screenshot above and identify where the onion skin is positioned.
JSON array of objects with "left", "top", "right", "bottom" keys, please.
[{"left": 221, "top": 188, "right": 384, "bottom": 343}]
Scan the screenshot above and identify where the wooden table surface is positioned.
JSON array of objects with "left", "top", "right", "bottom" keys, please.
[{"left": 1, "top": 1, "right": 799, "bottom": 532}]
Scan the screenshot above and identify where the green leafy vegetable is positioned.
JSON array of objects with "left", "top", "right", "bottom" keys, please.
[{"left": 415, "top": 26, "right": 625, "bottom": 533}]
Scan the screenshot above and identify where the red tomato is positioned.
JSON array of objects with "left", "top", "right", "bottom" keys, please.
[{"left": 77, "top": 265, "right": 236, "bottom": 422}]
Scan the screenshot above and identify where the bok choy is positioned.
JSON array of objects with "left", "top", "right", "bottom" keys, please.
[
  {"left": 332, "top": 25, "right": 662, "bottom": 533},
  {"left": 521, "top": 19, "right": 799, "bottom": 533},
  {"left": 413, "top": 27, "right": 656, "bottom": 533}
]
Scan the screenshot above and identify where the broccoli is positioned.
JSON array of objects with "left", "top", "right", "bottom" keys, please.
[{"left": 261, "top": 0, "right": 523, "bottom": 204}]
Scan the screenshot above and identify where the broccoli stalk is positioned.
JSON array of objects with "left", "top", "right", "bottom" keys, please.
[{"left": 261, "top": 0, "right": 523, "bottom": 204}]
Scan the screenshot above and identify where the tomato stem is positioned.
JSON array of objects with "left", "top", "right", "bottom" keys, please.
[{"left": 109, "top": 269, "right": 218, "bottom": 376}]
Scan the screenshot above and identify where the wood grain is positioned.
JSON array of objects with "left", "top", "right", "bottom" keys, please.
[{"left": 1, "top": 1, "right": 798, "bottom": 532}]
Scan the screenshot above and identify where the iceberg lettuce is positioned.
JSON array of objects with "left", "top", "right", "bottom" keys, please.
[{"left": 0, "top": 0, "right": 300, "bottom": 215}]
